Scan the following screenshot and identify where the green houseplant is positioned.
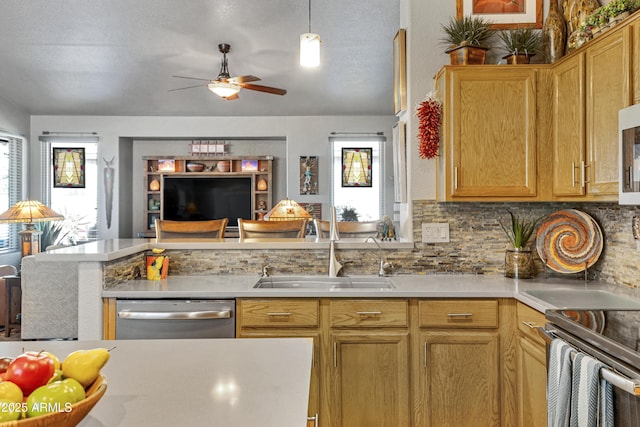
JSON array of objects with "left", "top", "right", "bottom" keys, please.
[
  {"left": 499, "top": 211, "right": 541, "bottom": 278},
  {"left": 497, "top": 28, "right": 542, "bottom": 64},
  {"left": 441, "top": 16, "right": 493, "bottom": 65}
]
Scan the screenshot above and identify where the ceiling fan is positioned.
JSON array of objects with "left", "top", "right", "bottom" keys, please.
[{"left": 170, "top": 43, "right": 287, "bottom": 100}]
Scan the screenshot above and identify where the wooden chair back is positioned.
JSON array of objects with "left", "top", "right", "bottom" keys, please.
[
  {"left": 314, "top": 219, "right": 380, "bottom": 238},
  {"left": 155, "top": 218, "right": 228, "bottom": 240},
  {"left": 238, "top": 218, "right": 308, "bottom": 240}
]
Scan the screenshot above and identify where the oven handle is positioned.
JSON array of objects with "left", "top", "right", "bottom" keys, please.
[
  {"left": 539, "top": 326, "right": 640, "bottom": 397},
  {"left": 118, "top": 310, "right": 232, "bottom": 320}
]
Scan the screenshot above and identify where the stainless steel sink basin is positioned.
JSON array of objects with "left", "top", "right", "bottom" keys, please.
[
  {"left": 254, "top": 276, "right": 395, "bottom": 290},
  {"left": 523, "top": 289, "right": 640, "bottom": 309}
]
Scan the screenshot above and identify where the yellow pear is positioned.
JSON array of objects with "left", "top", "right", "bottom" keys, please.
[{"left": 62, "top": 348, "right": 110, "bottom": 387}]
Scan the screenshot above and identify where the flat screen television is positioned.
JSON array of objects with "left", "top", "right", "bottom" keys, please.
[{"left": 162, "top": 176, "right": 252, "bottom": 227}]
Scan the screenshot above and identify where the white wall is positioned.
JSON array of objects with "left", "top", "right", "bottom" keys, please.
[{"left": 29, "top": 115, "right": 396, "bottom": 239}]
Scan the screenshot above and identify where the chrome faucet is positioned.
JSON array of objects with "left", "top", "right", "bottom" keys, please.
[
  {"left": 261, "top": 264, "right": 272, "bottom": 277},
  {"left": 365, "top": 236, "right": 393, "bottom": 277},
  {"left": 328, "top": 206, "right": 343, "bottom": 277}
]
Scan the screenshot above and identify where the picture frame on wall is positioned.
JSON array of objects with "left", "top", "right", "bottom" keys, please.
[
  {"left": 53, "top": 147, "right": 85, "bottom": 188},
  {"left": 299, "top": 156, "right": 318, "bottom": 195},
  {"left": 393, "top": 29, "right": 407, "bottom": 115},
  {"left": 342, "top": 148, "right": 372, "bottom": 187},
  {"left": 456, "top": 0, "right": 542, "bottom": 29},
  {"left": 392, "top": 121, "right": 407, "bottom": 203}
]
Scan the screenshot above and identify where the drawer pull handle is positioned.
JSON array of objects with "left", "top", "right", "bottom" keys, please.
[
  {"left": 356, "top": 311, "right": 382, "bottom": 316},
  {"left": 266, "top": 312, "right": 291, "bottom": 317},
  {"left": 522, "top": 321, "right": 538, "bottom": 329},
  {"left": 447, "top": 313, "right": 473, "bottom": 318}
]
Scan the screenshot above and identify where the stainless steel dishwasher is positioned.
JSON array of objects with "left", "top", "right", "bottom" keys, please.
[{"left": 115, "top": 299, "right": 235, "bottom": 339}]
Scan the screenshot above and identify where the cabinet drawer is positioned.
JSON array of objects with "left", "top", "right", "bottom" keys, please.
[
  {"left": 239, "top": 299, "right": 319, "bottom": 328},
  {"left": 419, "top": 299, "right": 498, "bottom": 328},
  {"left": 329, "top": 299, "right": 408, "bottom": 328},
  {"left": 517, "top": 302, "right": 547, "bottom": 344}
]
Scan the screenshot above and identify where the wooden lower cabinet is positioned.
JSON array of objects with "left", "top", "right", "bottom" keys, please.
[
  {"left": 516, "top": 302, "right": 548, "bottom": 427},
  {"left": 417, "top": 331, "right": 501, "bottom": 427},
  {"left": 236, "top": 297, "right": 526, "bottom": 427},
  {"left": 328, "top": 332, "right": 410, "bottom": 427}
]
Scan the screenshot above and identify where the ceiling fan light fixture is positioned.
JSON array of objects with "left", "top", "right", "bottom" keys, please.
[
  {"left": 207, "top": 81, "right": 241, "bottom": 98},
  {"left": 300, "top": 33, "right": 321, "bottom": 67}
]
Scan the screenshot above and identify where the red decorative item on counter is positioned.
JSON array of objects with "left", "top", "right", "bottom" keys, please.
[{"left": 416, "top": 91, "right": 442, "bottom": 159}]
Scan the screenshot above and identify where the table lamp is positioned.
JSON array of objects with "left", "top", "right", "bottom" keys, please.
[
  {"left": 0, "top": 200, "right": 64, "bottom": 258},
  {"left": 263, "top": 199, "right": 312, "bottom": 221}
]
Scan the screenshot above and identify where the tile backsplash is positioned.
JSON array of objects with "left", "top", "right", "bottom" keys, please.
[{"left": 413, "top": 201, "right": 640, "bottom": 288}]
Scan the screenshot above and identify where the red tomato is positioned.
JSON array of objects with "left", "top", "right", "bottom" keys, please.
[{"left": 5, "top": 352, "right": 55, "bottom": 396}]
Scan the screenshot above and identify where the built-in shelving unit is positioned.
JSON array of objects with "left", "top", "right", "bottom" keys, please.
[{"left": 142, "top": 156, "right": 273, "bottom": 235}]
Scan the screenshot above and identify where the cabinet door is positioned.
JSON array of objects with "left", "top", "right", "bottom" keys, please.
[
  {"left": 586, "top": 29, "right": 631, "bottom": 196},
  {"left": 518, "top": 336, "right": 547, "bottom": 427},
  {"left": 552, "top": 53, "right": 586, "bottom": 196},
  {"left": 328, "top": 332, "right": 410, "bottom": 427},
  {"left": 449, "top": 68, "right": 537, "bottom": 198},
  {"left": 632, "top": 20, "right": 640, "bottom": 105},
  {"left": 417, "top": 331, "right": 501, "bottom": 427}
]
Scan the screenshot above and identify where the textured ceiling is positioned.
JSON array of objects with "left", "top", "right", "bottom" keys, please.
[{"left": 0, "top": 0, "right": 399, "bottom": 117}]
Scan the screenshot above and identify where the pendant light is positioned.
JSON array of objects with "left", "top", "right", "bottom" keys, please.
[{"left": 300, "top": 0, "right": 321, "bottom": 67}]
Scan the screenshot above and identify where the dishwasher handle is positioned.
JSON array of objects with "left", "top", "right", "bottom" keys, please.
[{"left": 118, "top": 310, "right": 232, "bottom": 320}]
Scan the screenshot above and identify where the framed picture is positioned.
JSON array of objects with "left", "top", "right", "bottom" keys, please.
[
  {"left": 157, "top": 159, "right": 175, "bottom": 172},
  {"left": 300, "top": 156, "right": 318, "bottom": 195},
  {"left": 393, "top": 29, "right": 407, "bottom": 115},
  {"left": 392, "top": 121, "right": 407, "bottom": 203},
  {"left": 456, "top": 0, "right": 542, "bottom": 29},
  {"left": 342, "top": 148, "right": 372, "bottom": 187},
  {"left": 241, "top": 159, "right": 258, "bottom": 171},
  {"left": 53, "top": 147, "right": 85, "bottom": 188}
]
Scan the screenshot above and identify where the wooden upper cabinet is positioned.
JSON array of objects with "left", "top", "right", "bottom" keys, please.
[
  {"left": 552, "top": 53, "right": 586, "bottom": 197},
  {"left": 633, "top": 20, "right": 640, "bottom": 105},
  {"left": 585, "top": 29, "right": 631, "bottom": 198},
  {"left": 437, "top": 67, "right": 538, "bottom": 200}
]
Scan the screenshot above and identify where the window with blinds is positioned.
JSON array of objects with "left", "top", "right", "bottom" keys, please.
[
  {"left": 0, "top": 135, "right": 24, "bottom": 253},
  {"left": 330, "top": 136, "right": 385, "bottom": 221}
]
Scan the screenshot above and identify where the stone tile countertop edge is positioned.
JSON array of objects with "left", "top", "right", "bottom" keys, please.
[{"left": 102, "top": 274, "right": 640, "bottom": 314}]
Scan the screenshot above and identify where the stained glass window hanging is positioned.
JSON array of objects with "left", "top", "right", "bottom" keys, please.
[
  {"left": 341, "top": 148, "right": 372, "bottom": 187},
  {"left": 53, "top": 147, "right": 85, "bottom": 188}
]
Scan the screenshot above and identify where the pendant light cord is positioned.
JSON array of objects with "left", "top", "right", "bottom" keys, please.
[{"left": 308, "top": 0, "right": 312, "bottom": 33}]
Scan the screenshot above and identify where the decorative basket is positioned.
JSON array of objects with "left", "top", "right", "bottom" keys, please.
[{"left": 8, "top": 374, "right": 107, "bottom": 426}]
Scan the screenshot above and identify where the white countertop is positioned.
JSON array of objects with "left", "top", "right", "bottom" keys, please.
[
  {"left": 0, "top": 338, "right": 313, "bottom": 427},
  {"left": 35, "top": 238, "right": 414, "bottom": 262},
  {"left": 103, "top": 273, "right": 640, "bottom": 313}
]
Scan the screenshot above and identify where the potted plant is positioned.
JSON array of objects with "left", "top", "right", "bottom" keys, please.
[
  {"left": 497, "top": 28, "right": 542, "bottom": 64},
  {"left": 499, "top": 210, "right": 541, "bottom": 278},
  {"left": 441, "top": 15, "right": 493, "bottom": 65}
]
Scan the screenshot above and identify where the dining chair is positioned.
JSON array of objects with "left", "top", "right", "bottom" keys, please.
[
  {"left": 237, "top": 218, "right": 308, "bottom": 240},
  {"left": 155, "top": 218, "right": 228, "bottom": 240},
  {"left": 314, "top": 219, "right": 380, "bottom": 238}
]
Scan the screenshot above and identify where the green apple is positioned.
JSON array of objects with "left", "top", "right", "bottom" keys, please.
[
  {"left": 61, "top": 378, "right": 86, "bottom": 402},
  {"left": 25, "top": 381, "right": 75, "bottom": 418}
]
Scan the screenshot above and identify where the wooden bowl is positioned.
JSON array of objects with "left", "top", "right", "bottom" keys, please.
[
  {"left": 7, "top": 375, "right": 107, "bottom": 426},
  {"left": 186, "top": 162, "right": 205, "bottom": 172}
]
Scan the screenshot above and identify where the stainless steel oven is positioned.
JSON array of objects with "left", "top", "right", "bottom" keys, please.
[
  {"left": 115, "top": 299, "right": 235, "bottom": 339},
  {"left": 544, "top": 309, "right": 640, "bottom": 426}
]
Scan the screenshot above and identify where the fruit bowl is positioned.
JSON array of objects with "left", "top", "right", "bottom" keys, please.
[{"left": 9, "top": 375, "right": 107, "bottom": 426}]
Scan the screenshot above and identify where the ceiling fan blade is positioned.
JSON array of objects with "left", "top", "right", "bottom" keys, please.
[
  {"left": 229, "top": 75, "right": 261, "bottom": 84},
  {"left": 168, "top": 83, "right": 209, "bottom": 92},
  {"left": 225, "top": 93, "right": 240, "bottom": 101},
  {"left": 239, "top": 83, "right": 287, "bottom": 96},
  {"left": 172, "top": 75, "right": 213, "bottom": 82}
]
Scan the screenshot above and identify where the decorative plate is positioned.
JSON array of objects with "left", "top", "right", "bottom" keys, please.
[{"left": 535, "top": 209, "right": 603, "bottom": 274}]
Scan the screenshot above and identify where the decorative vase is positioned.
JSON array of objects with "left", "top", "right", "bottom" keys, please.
[
  {"left": 504, "top": 248, "right": 536, "bottom": 279},
  {"left": 543, "top": 0, "right": 567, "bottom": 63},
  {"left": 563, "top": 0, "right": 600, "bottom": 35},
  {"left": 216, "top": 161, "right": 231, "bottom": 172},
  {"left": 257, "top": 179, "right": 268, "bottom": 191},
  {"left": 445, "top": 44, "right": 488, "bottom": 65},
  {"left": 149, "top": 179, "right": 160, "bottom": 191}
]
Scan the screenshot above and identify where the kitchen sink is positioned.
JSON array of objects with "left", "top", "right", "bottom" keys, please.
[
  {"left": 523, "top": 289, "right": 640, "bottom": 309},
  {"left": 254, "top": 276, "right": 395, "bottom": 290}
]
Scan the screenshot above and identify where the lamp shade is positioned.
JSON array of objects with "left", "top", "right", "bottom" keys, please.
[
  {"left": 208, "top": 81, "right": 241, "bottom": 98},
  {"left": 264, "top": 199, "right": 312, "bottom": 221},
  {"left": 0, "top": 200, "right": 64, "bottom": 223},
  {"left": 300, "top": 33, "right": 321, "bottom": 67}
]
